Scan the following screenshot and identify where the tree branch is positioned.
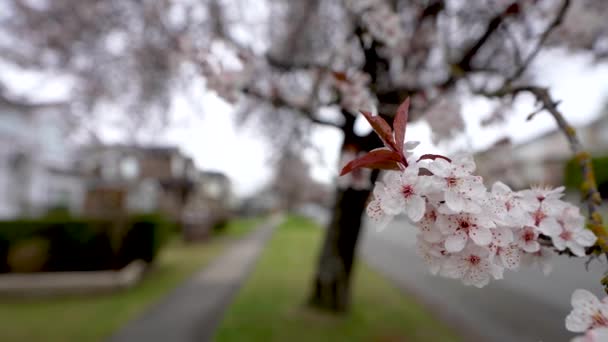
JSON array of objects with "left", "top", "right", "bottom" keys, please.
[
  {"left": 504, "top": 0, "right": 570, "bottom": 84},
  {"left": 480, "top": 85, "right": 608, "bottom": 255},
  {"left": 242, "top": 87, "right": 343, "bottom": 129}
]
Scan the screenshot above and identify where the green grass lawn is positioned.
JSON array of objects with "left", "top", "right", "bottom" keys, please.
[
  {"left": 215, "top": 215, "right": 459, "bottom": 342},
  {"left": 0, "top": 216, "right": 263, "bottom": 342}
]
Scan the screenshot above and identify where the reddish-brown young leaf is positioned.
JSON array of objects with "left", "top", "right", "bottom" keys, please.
[
  {"left": 360, "top": 111, "right": 398, "bottom": 151},
  {"left": 332, "top": 71, "right": 348, "bottom": 82},
  {"left": 393, "top": 97, "right": 410, "bottom": 153},
  {"left": 417, "top": 154, "right": 452, "bottom": 163},
  {"left": 340, "top": 148, "right": 403, "bottom": 176}
]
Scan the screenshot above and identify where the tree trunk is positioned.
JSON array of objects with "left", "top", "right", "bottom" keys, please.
[{"left": 308, "top": 186, "right": 371, "bottom": 312}]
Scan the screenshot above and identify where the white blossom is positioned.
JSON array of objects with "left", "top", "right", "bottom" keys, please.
[
  {"left": 440, "top": 245, "right": 495, "bottom": 288},
  {"left": 428, "top": 155, "right": 486, "bottom": 214},
  {"left": 379, "top": 164, "right": 430, "bottom": 222},
  {"left": 552, "top": 204, "right": 597, "bottom": 256},
  {"left": 566, "top": 289, "right": 608, "bottom": 333},
  {"left": 515, "top": 226, "right": 541, "bottom": 253},
  {"left": 571, "top": 327, "right": 608, "bottom": 342}
]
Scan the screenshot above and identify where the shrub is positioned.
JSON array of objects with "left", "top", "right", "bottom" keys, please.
[
  {"left": 0, "top": 214, "right": 171, "bottom": 273},
  {"left": 6, "top": 237, "right": 50, "bottom": 273}
]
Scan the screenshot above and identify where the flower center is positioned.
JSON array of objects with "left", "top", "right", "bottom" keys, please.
[
  {"left": 401, "top": 184, "right": 415, "bottom": 198},
  {"left": 458, "top": 218, "right": 473, "bottom": 232},
  {"left": 591, "top": 312, "right": 608, "bottom": 328},
  {"left": 468, "top": 255, "right": 481, "bottom": 265},
  {"left": 559, "top": 230, "right": 572, "bottom": 241},
  {"left": 533, "top": 209, "right": 546, "bottom": 226},
  {"left": 446, "top": 177, "right": 458, "bottom": 188},
  {"left": 523, "top": 230, "right": 535, "bottom": 242}
]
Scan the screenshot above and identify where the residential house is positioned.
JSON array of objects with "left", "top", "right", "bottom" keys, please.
[
  {"left": 476, "top": 113, "right": 608, "bottom": 189},
  {"left": 0, "top": 96, "right": 84, "bottom": 218},
  {"left": 77, "top": 145, "right": 197, "bottom": 221}
]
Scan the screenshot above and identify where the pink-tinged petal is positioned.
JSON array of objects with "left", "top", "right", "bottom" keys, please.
[
  {"left": 571, "top": 289, "right": 601, "bottom": 314},
  {"left": 463, "top": 264, "right": 490, "bottom": 288},
  {"left": 552, "top": 235, "right": 567, "bottom": 251},
  {"left": 453, "top": 154, "right": 476, "bottom": 176},
  {"left": 406, "top": 195, "right": 426, "bottom": 222},
  {"left": 492, "top": 227, "right": 514, "bottom": 247},
  {"left": 470, "top": 226, "right": 492, "bottom": 246},
  {"left": 366, "top": 199, "right": 393, "bottom": 231},
  {"left": 489, "top": 261, "right": 504, "bottom": 280},
  {"left": 588, "top": 328, "right": 608, "bottom": 341},
  {"left": 445, "top": 190, "right": 464, "bottom": 213},
  {"left": 461, "top": 198, "right": 482, "bottom": 214},
  {"left": 566, "top": 311, "right": 593, "bottom": 333},
  {"left": 445, "top": 231, "right": 468, "bottom": 252},
  {"left": 575, "top": 229, "right": 597, "bottom": 248},
  {"left": 380, "top": 191, "right": 404, "bottom": 215},
  {"left": 428, "top": 158, "right": 451, "bottom": 177},
  {"left": 421, "top": 226, "right": 443, "bottom": 243},
  {"left": 440, "top": 257, "right": 468, "bottom": 279},
  {"left": 382, "top": 171, "right": 401, "bottom": 186},
  {"left": 500, "top": 245, "right": 521, "bottom": 270},
  {"left": 492, "top": 181, "right": 512, "bottom": 196},
  {"left": 567, "top": 242, "right": 586, "bottom": 257},
  {"left": 436, "top": 214, "right": 458, "bottom": 234},
  {"left": 522, "top": 240, "right": 540, "bottom": 253},
  {"left": 538, "top": 217, "right": 562, "bottom": 236}
]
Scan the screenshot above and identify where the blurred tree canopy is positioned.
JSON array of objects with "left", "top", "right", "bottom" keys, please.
[{"left": 3, "top": 0, "right": 608, "bottom": 312}]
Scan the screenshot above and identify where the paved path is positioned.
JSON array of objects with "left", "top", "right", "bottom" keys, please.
[
  {"left": 360, "top": 217, "right": 607, "bottom": 342},
  {"left": 108, "top": 216, "right": 280, "bottom": 342}
]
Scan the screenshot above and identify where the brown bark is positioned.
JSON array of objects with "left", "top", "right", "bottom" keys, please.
[{"left": 308, "top": 186, "right": 370, "bottom": 312}]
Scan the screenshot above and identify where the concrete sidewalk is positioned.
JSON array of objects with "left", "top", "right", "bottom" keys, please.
[{"left": 108, "top": 215, "right": 281, "bottom": 342}]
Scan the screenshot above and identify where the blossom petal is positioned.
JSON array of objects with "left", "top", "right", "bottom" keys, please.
[
  {"left": 470, "top": 226, "right": 492, "bottom": 246},
  {"left": 500, "top": 245, "right": 521, "bottom": 270},
  {"left": 538, "top": 217, "right": 562, "bottom": 236},
  {"left": 571, "top": 289, "right": 601, "bottom": 314},
  {"left": 522, "top": 240, "right": 540, "bottom": 253},
  {"left": 445, "top": 189, "right": 464, "bottom": 212},
  {"left": 567, "top": 242, "right": 586, "bottom": 257},
  {"left": 445, "top": 231, "right": 468, "bottom": 252},
  {"left": 574, "top": 229, "right": 597, "bottom": 248},
  {"left": 366, "top": 199, "right": 393, "bottom": 231},
  {"left": 380, "top": 191, "right": 405, "bottom": 215},
  {"left": 463, "top": 265, "right": 490, "bottom": 288},
  {"left": 428, "top": 158, "right": 451, "bottom": 177},
  {"left": 406, "top": 195, "right": 426, "bottom": 222},
  {"left": 492, "top": 227, "right": 514, "bottom": 247},
  {"left": 566, "top": 311, "right": 593, "bottom": 333},
  {"left": 440, "top": 256, "right": 468, "bottom": 279}
]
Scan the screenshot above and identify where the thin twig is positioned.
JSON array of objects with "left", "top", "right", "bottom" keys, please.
[
  {"left": 505, "top": 0, "right": 570, "bottom": 84},
  {"left": 480, "top": 85, "right": 607, "bottom": 255}
]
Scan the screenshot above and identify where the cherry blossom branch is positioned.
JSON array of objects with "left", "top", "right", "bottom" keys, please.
[
  {"left": 480, "top": 85, "right": 608, "bottom": 254},
  {"left": 242, "top": 87, "right": 343, "bottom": 128},
  {"left": 504, "top": 0, "right": 570, "bottom": 85}
]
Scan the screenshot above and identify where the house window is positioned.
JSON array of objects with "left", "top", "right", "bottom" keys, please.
[
  {"left": 120, "top": 156, "right": 139, "bottom": 180},
  {"left": 171, "top": 155, "right": 184, "bottom": 177}
]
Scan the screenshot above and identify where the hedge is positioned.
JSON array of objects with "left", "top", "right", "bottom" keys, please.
[
  {"left": 0, "top": 214, "right": 171, "bottom": 273},
  {"left": 564, "top": 155, "right": 608, "bottom": 196}
]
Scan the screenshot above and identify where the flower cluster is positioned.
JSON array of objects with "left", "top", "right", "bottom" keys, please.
[
  {"left": 368, "top": 151, "right": 597, "bottom": 288},
  {"left": 332, "top": 70, "right": 377, "bottom": 116},
  {"left": 345, "top": 0, "right": 403, "bottom": 47},
  {"left": 566, "top": 289, "right": 608, "bottom": 342}
]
